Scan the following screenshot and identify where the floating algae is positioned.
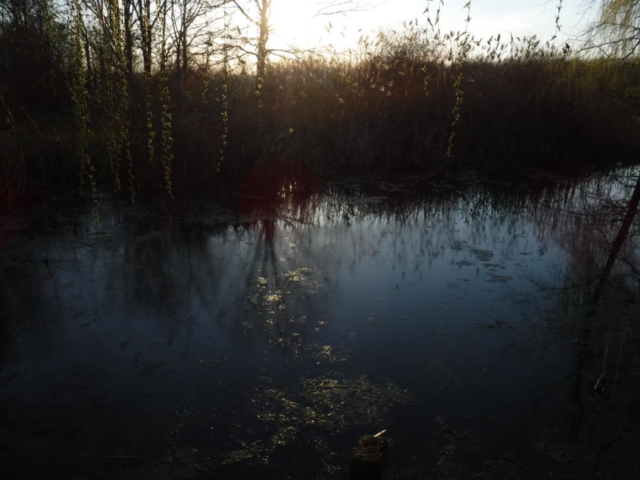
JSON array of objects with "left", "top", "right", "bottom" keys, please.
[
  {"left": 251, "top": 374, "right": 410, "bottom": 443},
  {"left": 220, "top": 374, "right": 412, "bottom": 475}
]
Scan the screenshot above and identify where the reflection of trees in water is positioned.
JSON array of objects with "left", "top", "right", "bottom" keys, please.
[
  {"left": 462, "top": 170, "right": 640, "bottom": 316},
  {"left": 315, "top": 173, "right": 640, "bottom": 478},
  {"left": 313, "top": 185, "right": 467, "bottom": 274},
  {"left": 231, "top": 161, "right": 326, "bottom": 352},
  {"left": 111, "top": 218, "right": 236, "bottom": 321},
  {"left": 543, "top": 171, "right": 640, "bottom": 306},
  {"left": 591, "top": 173, "right": 640, "bottom": 306},
  {"left": 10, "top": 171, "right": 638, "bottom": 361},
  {"left": 100, "top": 162, "right": 327, "bottom": 353},
  {"left": 0, "top": 229, "right": 97, "bottom": 367},
  {"left": 231, "top": 221, "right": 325, "bottom": 354},
  {"left": 103, "top": 177, "right": 530, "bottom": 355},
  {"left": 315, "top": 179, "right": 575, "bottom": 276},
  {"left": 111, "top": 174, "right": 623, "bottom": 351},
  {"left": 520, "top": 166, "right": 640, "bottom": 409},
  {"left": 520, "top": 169, "right": 640, "bottom": 477},
  {"left": 110, "top": 220, "right": 328, "bottom": 354},
  {"left": 108, "top": 171, "right": 640, "bottom": 477},
  {"left": 7, "top": 171, "right": 640, "bottom": 478}
]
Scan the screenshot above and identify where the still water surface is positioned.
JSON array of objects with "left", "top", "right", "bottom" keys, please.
[{"left": 1, "top": 171, "right": 639, "bottom": 479}]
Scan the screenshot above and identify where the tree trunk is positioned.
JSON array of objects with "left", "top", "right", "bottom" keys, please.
[
  {"left": 181, "top": 2, "right": 188, "bottom": 79},
  {"left": 138, "top": 0, "right": 152, "bottom": 74},
  {"left": 256, "top": 0, "right": 270, "bottom": 92},
  {"left": 175, "top": 37, "right": 181, "bottom": 78},
  {"left": 181, "top": 28, "right": 187, "bottom": 77},
  {"left": 123, "top": 0, "right": 134, "bottom": 79},
  {"left": 81, "top": 28, "right": 92, "bottom": 80}
]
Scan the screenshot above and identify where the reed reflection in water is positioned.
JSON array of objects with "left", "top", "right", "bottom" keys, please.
[{"left": 1, "top": 169, "right": 639, "bottom": 478}]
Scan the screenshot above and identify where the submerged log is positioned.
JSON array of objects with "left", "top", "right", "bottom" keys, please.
[{"left": 350, "top": 434, "right": 388, "bottom": 480}]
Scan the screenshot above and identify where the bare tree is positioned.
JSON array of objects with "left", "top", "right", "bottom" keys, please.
[
  {"left": 0, "top": 0, "right": 69, "bottom": 116},
  {"left": 228, "top": 0, "right": 371, "bottom": 91},
  {"left": 312, "top": 0, "right": 371, "bottom": 17},
  {"left": 228, "top": 0, "right": 270, "bottom": 92},
  {"left": 134, "top": 0, "right": 155, "bottom": 73},
  {"left": 170, "top": 0, "right": 224, "bottom": 80}
]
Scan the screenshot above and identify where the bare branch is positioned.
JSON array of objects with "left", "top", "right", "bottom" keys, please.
[
  {"left": 313, "top": 0, "right": 379, "bottom": 17},
  {"left": 582, "top": 0, "right": 640, "bottom": 58},
  {"left": 229, "top": 0, "right": 259, "bottom": 26}
]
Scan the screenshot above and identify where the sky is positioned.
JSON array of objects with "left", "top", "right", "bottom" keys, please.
[{"left": 268, "top": 0, "right": 599, "bottom": 51}]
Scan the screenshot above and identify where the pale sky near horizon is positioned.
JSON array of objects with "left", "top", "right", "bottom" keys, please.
[{"left": 268, "top": 0, "right": 599, "bottom": 51}]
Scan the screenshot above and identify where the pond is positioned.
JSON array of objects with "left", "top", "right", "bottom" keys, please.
[{"left": 1, "top": 168, "right": 640, "bottom": 479}]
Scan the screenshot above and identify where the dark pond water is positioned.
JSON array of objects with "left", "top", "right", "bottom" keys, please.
[{"left": 1, "top": 169, "right": 640, "bottom": 479}]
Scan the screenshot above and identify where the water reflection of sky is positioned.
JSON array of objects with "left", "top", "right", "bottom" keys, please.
[{"left": 1, "top": 171, "right": 638, "bottom": 478}]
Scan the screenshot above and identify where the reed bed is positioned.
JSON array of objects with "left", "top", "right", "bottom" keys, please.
[
  {"left": 169, "top": 31, "right": 640, "bottom": 188},
  {"left": 1, "top": 24, "right": 639, "bottom": 198}
]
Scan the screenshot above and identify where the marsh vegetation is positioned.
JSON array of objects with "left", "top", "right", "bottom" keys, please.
[
  {"left": 0, "top": 0, "right": 639, "bottom": 201},
  {"left": 2, "top": 0, "right": 640, "bottom": 478}
]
